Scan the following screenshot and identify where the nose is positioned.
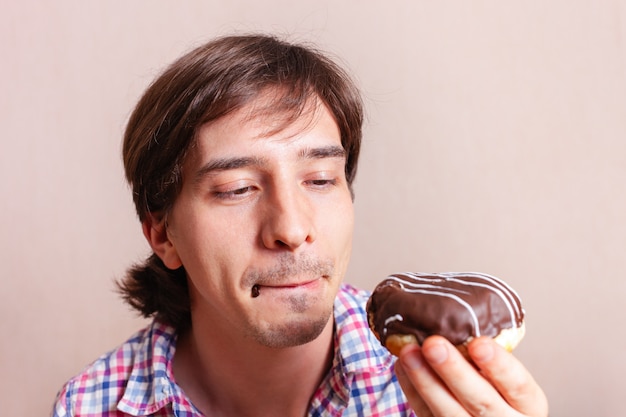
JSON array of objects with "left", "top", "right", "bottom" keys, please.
[{"left": 260, "top": 186, "right": 316, "bottom": 250}]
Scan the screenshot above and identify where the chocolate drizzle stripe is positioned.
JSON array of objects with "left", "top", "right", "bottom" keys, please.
[
  {"left": 440, "top": 272, "right": 524, "bottom": 320},
  {"left": 386, "top": 276, "right": 482, "bottom": 336},
  {"left": 383, "top": 314, "right": 403, "bottom": 336},
  {"left": 398, "top": 272, "right": 524, "bottom": 324},
  {"left": 446, "top": 279, "right": 517, "bottom": 328}
]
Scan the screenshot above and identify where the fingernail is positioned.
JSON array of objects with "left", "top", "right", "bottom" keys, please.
[
  {"left": 402, "top": 350, "right": 424, "bottom": 370},
  {"left": 471, "top": 340, "right": 494, "bottom": 364},
  {"left": 423, "top": 340, "right": 448, "bottom": 364}
]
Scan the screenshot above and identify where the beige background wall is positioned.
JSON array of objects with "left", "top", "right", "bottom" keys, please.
[{"left": 2, "top": 1, "right": 625, "bottom": 416}]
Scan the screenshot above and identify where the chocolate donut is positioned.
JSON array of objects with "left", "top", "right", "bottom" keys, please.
[{"left": 366, "top": 272, "right": 526, "bottom": 356}]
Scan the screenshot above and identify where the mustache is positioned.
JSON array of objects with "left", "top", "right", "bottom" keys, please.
[{"left": 242, "top": 253, "right": 335, "bottom": 288}]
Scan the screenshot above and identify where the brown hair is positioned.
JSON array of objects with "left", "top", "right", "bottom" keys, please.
[{"left": 118, "top": 34, "right": 364, "bottom": 329}]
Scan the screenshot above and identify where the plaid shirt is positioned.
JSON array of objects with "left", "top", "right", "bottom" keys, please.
[{"left": 52, "top": 283, "right": 415, "bottom": 416}]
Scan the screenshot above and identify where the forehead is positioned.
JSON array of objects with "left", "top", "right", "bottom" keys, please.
[{"left": 191, "top": 96, "right": 341, "bottom": 159}]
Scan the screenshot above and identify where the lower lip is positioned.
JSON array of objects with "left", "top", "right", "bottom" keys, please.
[{"left": 259, "top": 278, "right": 323, "bottom": 293}]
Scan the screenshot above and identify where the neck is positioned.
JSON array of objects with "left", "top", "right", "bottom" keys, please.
[{"left": 173, "top": 316, "right": 335, "bottom": 417}]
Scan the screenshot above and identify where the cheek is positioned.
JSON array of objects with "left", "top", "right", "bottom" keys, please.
[
  {"left": 173, "top": 224, "right": 253, "bottom": 304},
  {"left": 179, "top": 210, "right": 259, "bottom": 270},
  {"left": 325, "top": 199, "right": 354, "bottom": 251},
  {"left": 329, "top": 205, "right": 354, "bottom": 279},
  {"left": 184, "top": 221, "right": 249, "bottom": 263}
]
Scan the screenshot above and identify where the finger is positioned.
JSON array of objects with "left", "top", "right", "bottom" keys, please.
[
  {"left": 394, "top": 358, "right": 435, "bottom": 417},
  {"left": 398, "top": 343, "right": 469, "bottom": 417},
  {"left": 420, "top": 336, "right": 512, "bottom": 416},
  {"left": 468, "top": 337, "right": 549, "bottom": 416}
]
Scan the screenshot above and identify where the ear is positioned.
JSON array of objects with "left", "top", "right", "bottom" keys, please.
[{"left": 142, "top": 213, "right": 183, "bottom": 270}]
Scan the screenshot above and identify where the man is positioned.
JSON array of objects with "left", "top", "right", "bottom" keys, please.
[{"left": 52, "top": 34, "right": 548, "bottom": 417}]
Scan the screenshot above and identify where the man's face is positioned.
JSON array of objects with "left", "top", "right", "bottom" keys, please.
[{"left": 159, "top": 98, "right": 354, "bottom": 348}]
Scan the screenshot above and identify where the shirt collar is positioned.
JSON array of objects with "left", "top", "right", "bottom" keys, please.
[
  {"left": 334, "top": 283, "right": 394, "bottom": 374},
  {"left": 323, "top": 283, "right": 395, "bottom": 406},
  {"left": 117, "top": 321, "right": 197, "bottom": 416}
]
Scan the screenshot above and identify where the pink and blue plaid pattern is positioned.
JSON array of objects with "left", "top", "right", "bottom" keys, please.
[{"left": 52, "top": 283, "right": 415, "bottom": 416}]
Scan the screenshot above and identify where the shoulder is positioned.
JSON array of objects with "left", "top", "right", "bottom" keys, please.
[
  {"left": 51, "top": 321, "right": 176, "bottom": 417},
  {"left": 333, "top": 282, "right": 388, "bottom": 369}
]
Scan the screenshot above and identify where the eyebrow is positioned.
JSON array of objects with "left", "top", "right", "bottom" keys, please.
[
  {"left": 298, "top": 145, "right": 346, "bottom": 160},
  {"left": 193, "top": 156, "right": 265, "bottom": 183},
  {"left": 193, "top": 145, "right": 346, "bottom": 183}
]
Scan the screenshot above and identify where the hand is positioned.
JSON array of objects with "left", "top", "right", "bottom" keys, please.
[{"left": 395, "top": 335, "right": 548, "bottom": 417}]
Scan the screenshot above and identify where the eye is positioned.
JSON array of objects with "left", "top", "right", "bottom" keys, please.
[
  {"left": 213, "top": 185, "right": 256, "bottom": 201},
  {"left": 304, "top": 176, "right": 338, "bottom": 190},
  {"left": 308, "top": 178, "right": 336, "bottom": 187}
]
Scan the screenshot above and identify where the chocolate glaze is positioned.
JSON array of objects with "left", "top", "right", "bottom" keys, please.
[{"left": 366, "top": 272, "right": 525, "bottom": 346}]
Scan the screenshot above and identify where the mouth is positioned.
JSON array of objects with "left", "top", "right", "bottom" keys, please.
[{"left": 251, "top": 277, "right": 325, "bottom": 298}]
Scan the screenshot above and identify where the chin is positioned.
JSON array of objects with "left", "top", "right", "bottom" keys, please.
[{"left": 252, "top": 310, "right": 333, "bottom": 348}]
